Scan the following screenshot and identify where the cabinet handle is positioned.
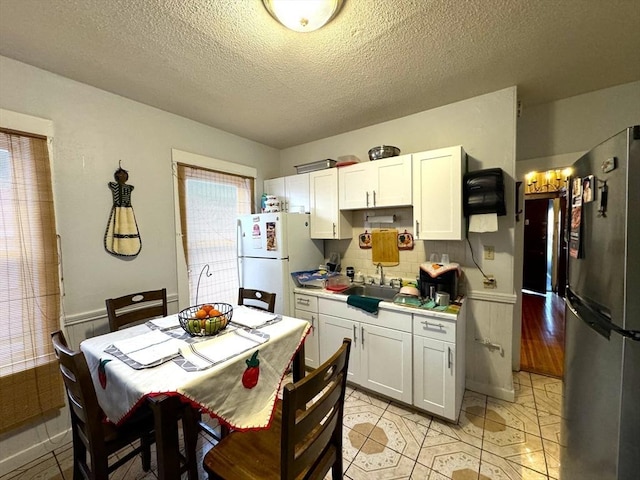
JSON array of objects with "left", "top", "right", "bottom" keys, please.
[
  {"left": 372, "top": 190, "right": 377, "bottom": 206},
  {"left": 310, "top": 315, "right": 315, "bottom": 333},
  {"left": 297, "top": 298, "right": 310, "bottom": 306},
  {"left": 353, "top": 325, "right": 357, "bottom": 344},
  {"left": 448, "top": 347, "right": 452, "bottom": 369},
  {"left": 422, "top": 320, "right": 445, "bottom": 329},
  {"left": 366, "top": 191, "right": 370, "bottom": 207},
  {"left": 415, "top": 221, "right": 420, "bottom": 238},
  {"left": 332, "top": 223, "right": 336, "bottom": 237},
  {"left": 361, "top": 326, "right": 365, "bottom": 346}
]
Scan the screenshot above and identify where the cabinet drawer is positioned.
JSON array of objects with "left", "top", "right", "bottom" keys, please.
[
  {"left": 413, "top": 316, "right": 456, "bottom": 342},
  {"left": 318, "top": 297, "right": 411, "bottom": 332},
  {"left": 294, "top": 293, "right": 318, "bottom": 312}
]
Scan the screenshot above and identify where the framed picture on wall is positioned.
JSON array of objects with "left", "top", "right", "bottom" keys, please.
[
  {"left": 572, "top": 177, "right": 582, "bottom": 206},
  {"left": 582, "top": 175, "right": 594, "bottom": 203}
]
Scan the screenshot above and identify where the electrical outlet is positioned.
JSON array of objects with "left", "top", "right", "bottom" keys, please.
[
  {"left": 483, "top": 245, "right": 495, "bottom": 260},
  {"left": 483, "top": 275, "right": 497, "bottom": 288}
]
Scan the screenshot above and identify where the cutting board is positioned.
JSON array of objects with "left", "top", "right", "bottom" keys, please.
[{"left": 371, "top": 228, "right": 399, "bottom": 266}]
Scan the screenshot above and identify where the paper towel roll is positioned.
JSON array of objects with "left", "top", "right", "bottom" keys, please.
[{"left": 469, "top": 213, "right": 498, "bottom": 233}]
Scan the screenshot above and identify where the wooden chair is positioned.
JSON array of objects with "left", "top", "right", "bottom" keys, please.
[
  {"left": 51, "top": 330, "right": 156, "bottom": 479},
  {"left": 203, "top": 338, "right": 352, "bottom": 480},
  {"left": 238, "top": 287, "right": 276, "bottom": 312},
  {"left": 106, "top": 288, "right": 167, "bottom": 332}
]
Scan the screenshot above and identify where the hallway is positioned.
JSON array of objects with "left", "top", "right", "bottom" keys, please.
[{"left": 520, "top": 290, "right": 565, "bottom": 378}]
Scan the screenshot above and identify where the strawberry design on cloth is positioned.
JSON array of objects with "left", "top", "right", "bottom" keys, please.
[
  {"left": 242, "top": 351, "right": 260, "bottom": 389},
  {"left": 98, "top": 359, "right": 112, "bottom": 389}
]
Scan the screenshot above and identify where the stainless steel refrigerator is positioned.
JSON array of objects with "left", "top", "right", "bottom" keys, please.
[
  {"left": 236, "top": 213, "right": 324, "bottom": 316},
  {"left": 561, "top": 125, "right": 640, "bottom": 479}
]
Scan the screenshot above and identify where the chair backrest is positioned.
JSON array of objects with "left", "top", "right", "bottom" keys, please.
[
  {"left": 51, "top": 330, "right": 107, "bottom": 455},
  {"left": 106, "top": 288, "right": 167, "bottom": 331},
  {"left": 237, "top": 288, "right": 276, "bottom": 313},
  {"left": 280, "top": 338, "right": 351, "bottom": 480}
]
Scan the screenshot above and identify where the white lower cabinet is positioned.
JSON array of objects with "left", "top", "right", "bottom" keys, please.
[
  {"left": 412, "top": 307, "right": 466, "bottom": 421},
  {"left": 294, "top": 293, "right": 319, "bottom": 368},
  {"left": 360, "top": 323, "right": 412, "bottom": 403},
  {"left": 318, "top": 315, "right": 361, "bottom": 383},
  {"left": 318, "top": 297, "right": 412, "bottom": 404},
  {"left": 299, "top": 293, "right": 465, "bottom": 419}
]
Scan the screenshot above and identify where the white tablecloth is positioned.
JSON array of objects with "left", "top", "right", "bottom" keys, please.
[{"left": 80, "top": 314, "right": 309, "bottom": 430}]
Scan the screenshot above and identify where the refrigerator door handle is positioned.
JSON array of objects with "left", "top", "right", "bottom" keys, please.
[
  {"left": 566, "top": 288, "right": 640, "bottom": 341},
  {"left": 236, "top": 219, "right": 243, "bottom": 288},
  {"left": 566, "top": 287, "right": 611, "bottom": 339}
]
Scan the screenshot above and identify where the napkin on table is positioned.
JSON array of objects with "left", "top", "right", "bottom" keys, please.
[
  {"left": 231, "top": 306, "right": 278, "bottom": 329},
  {"left": 112, "top": 330, "right": 186, "bottom": 366},
  {"left": 179, "top": 329, "right": 268, "bottom": 369}
]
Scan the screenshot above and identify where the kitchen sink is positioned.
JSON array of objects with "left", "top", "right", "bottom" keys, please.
[{"left": 339, "top": 284, "right": 399, "bottom": 301}]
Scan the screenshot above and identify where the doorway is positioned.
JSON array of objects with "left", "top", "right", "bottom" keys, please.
[{"left": 521, "top": 194, "right": 567, "bottom": 378}]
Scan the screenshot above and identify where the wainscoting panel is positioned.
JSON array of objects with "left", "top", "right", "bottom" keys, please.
[{"left": 464, "top": 292, "right": 516, "bottom": 401}]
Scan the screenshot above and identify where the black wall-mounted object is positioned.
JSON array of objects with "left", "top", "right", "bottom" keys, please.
[{"left": 463, "top": 168, "right": 507, "bottom": 217}]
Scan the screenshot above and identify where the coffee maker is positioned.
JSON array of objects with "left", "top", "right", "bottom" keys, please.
[{"left": 419, "top": 266, "right": 458, "bottom": 300}]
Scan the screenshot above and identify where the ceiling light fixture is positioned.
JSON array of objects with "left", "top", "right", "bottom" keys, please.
[{"left": 262, "top": 0, "right": 344, "bottom": 32}]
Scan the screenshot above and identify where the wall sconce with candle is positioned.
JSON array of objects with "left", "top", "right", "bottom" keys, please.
[
  {"left": 526, "top": 171, "right": 541, "bottom": 193},
  {"left": 526, "top": 168, "right": 571, "bottom": 194}
]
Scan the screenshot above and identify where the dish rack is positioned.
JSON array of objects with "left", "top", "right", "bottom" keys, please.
[{"left": 291, "top": 269, "right": 339, "bottom": 288}]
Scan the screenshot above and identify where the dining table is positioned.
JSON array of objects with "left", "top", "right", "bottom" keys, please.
[{"left": 80, "top": 306, "right": 310, "bottom": 480}]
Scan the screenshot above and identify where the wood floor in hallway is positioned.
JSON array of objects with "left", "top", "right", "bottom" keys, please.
[{"left": 520, "top": 290, "right": 565, "bottom": 378}]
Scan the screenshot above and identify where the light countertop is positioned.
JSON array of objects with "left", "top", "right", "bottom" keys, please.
[{"left": 293, "top": 287, "right": 463, "bottom": 320}]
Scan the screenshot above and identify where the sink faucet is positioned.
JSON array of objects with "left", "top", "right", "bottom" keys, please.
[{"left": 376, "top": 263, "right": 385, "bottom": 286}]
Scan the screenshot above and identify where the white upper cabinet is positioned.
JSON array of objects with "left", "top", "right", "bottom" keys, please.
[
  {"left": 263, "top": 176, "right": 285, "bottom": 200},
  {"left": 339, "top": 155, "right": 412, "bottom": 210},
  {"left": 309, "top": 168, "right": 352, "bottom": 239},
  {"left": 264, "top": 173, "right": 310, "bottom": 213},
  {"left": 412, "top": 146, "right": 466, "bottom": 240}
]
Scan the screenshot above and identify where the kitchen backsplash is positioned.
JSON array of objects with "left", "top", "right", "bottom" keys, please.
[{"left": 324, "top": 206, "right": 468, "bottom": 293}]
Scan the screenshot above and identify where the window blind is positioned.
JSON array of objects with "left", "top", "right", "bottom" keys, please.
[
  {"left": 177, "top": 163, "right": 253, "bottom": 306},
  {"left": 0, "top": 129, "right": 64, "bottom": 433}
]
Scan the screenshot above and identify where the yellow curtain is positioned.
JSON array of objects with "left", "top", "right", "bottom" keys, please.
[{"left": 0, "top": 128, "right": 64, "bottom": 433}]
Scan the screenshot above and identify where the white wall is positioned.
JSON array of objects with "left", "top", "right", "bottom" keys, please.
[
  {"left": 517, "top": 81, "right": 640, "bottom": 160},
  {"left": 281, "top": 87, "right": 519, "bottom": 401},
  {"left": 0, "top": 55, "right": 279, "bottom": 474}
]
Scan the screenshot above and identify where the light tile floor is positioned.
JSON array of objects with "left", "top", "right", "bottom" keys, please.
[{"left": 1, "top": 371, "right": 562, "bottom": 480}]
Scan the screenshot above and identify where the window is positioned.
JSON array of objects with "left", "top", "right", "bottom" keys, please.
[
  {"left": 0, "top": 128, "right": 64, "bottom": 433},
  {"left": 174, "top": 151, "right": 255, "bottom": 307}
]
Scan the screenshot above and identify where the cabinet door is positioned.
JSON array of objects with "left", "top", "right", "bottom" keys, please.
[
  {"left": 295, "top": 309, "right": 319, "bottom": 369},
  {"left": 361, "top": 324, "right": 412, "bottom": 403},
  {"left": 372, "top": 155, "right": 412, "bottom": 207},
  {"left": 319, "top": 314, "right": 360, "bottom": 384},
  {"left": 338, "top": 163, "right": 370, "bottom": 209},
  {"left": 285, "top": 173, "right": 310, "bottom": 213},
  {"left": 309, "top": 169, "right": 351, "bottom": 239},
  {"left": 413, "top": 336, "right": 456, "bottom": 420},
  {"left": 412, "top": 146, "right": 465, "bottom": 240},
  {"left": 264, "top": 177, "right": 286, "bottom": 202},
  {"left": 309, "top": 169, "right": 337, "bottom": 238}
]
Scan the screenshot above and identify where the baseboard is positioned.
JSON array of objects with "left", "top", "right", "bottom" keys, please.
[
  {"left": 0, "top": 428, "right": 72, "bottom": 476},
  {"left": 465, "top": 379, "right": 515, "bottom": 402}
]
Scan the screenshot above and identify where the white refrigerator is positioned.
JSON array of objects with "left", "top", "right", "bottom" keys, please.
[{"left": 237, "top": 213, "right": 324, "bottom": 316}]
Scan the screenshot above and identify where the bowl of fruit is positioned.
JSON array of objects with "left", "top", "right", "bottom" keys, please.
[{"left": 178, "top": 303, "right": 233, "bottom": 336}]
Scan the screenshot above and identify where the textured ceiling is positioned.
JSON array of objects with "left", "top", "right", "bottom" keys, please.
[{"left": 1, "top": 0, "right": 639, "bottom": 149}]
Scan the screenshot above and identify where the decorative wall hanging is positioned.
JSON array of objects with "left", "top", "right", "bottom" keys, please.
[
  {"left": 358, "top": 230, "right": 372, "bottom": 249},
  {"left": 104, "top": 163, "right": 142, "bottom": 257},
  {"left": 397, "top": 230, "right": 414, "bottom": 250}
]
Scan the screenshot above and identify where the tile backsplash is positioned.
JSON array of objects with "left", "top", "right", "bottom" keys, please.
[{"left": 324, "top": 207, "right": 468, "bottom": 292}]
